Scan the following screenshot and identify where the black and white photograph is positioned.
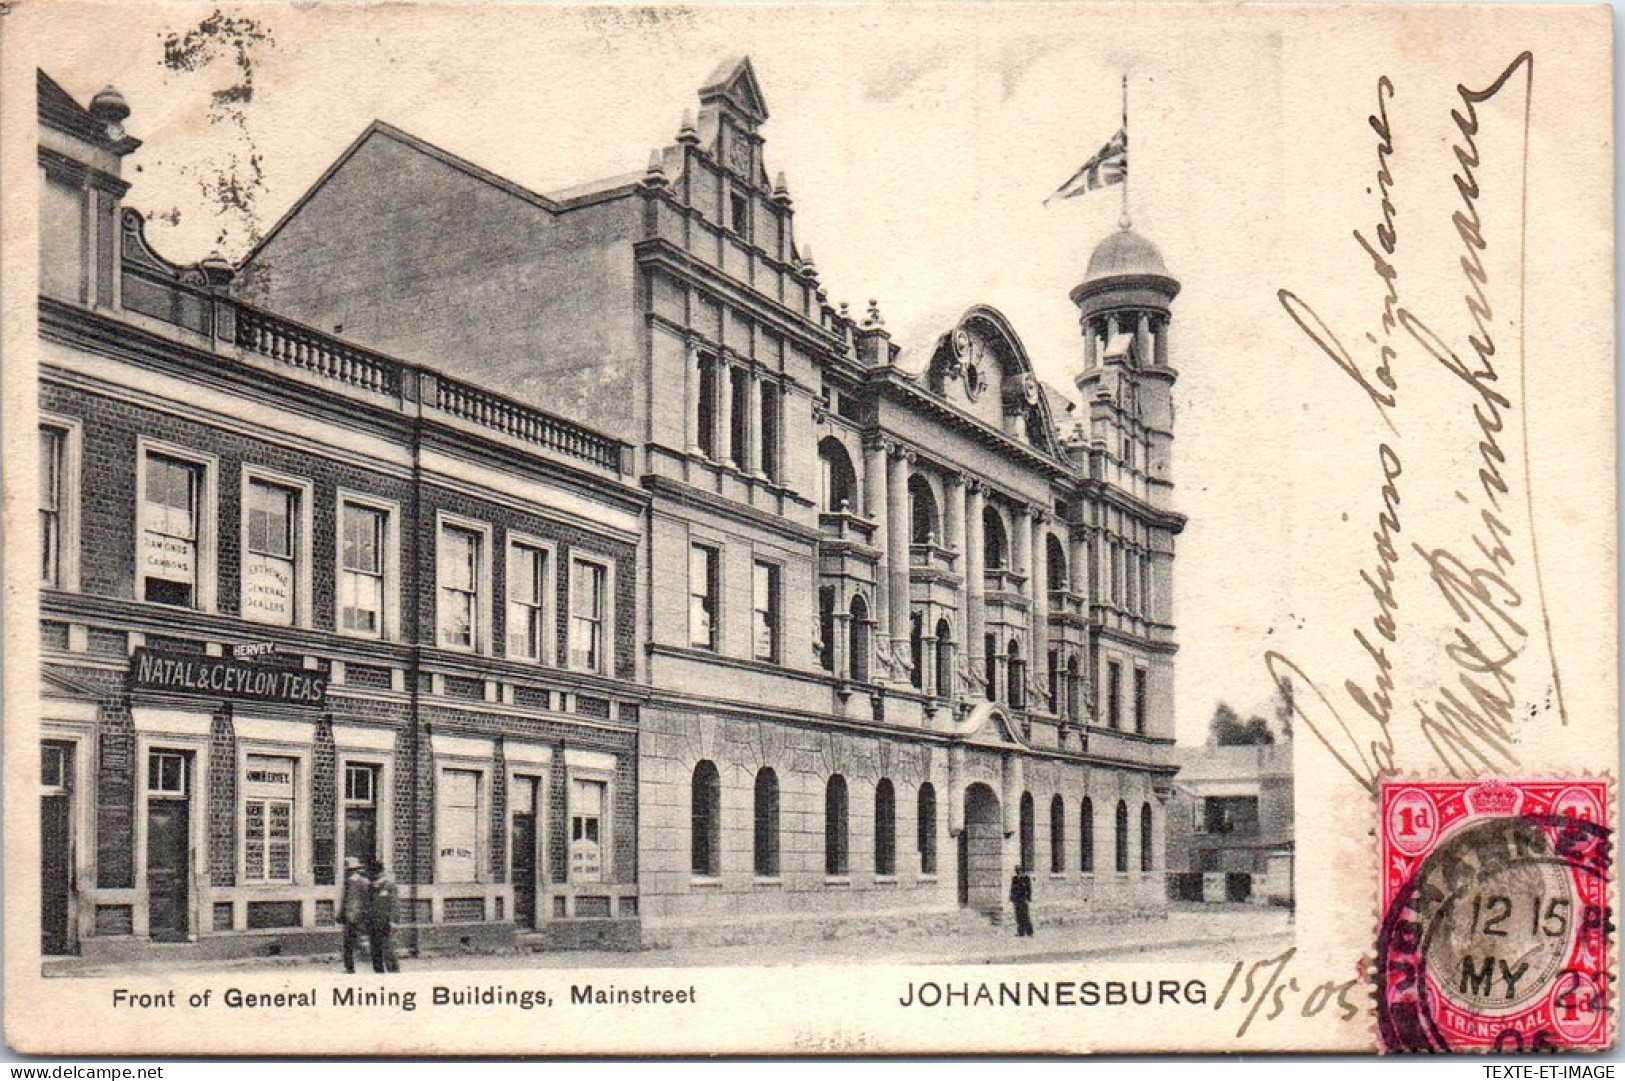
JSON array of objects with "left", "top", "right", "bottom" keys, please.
[{"left": 4, "top": 0, "right": 1615, "bottom": 1056}]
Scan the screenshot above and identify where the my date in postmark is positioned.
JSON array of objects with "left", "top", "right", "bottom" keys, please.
[{"left": 1377, "top": 779, "right": 1614, "bottom": 1052}]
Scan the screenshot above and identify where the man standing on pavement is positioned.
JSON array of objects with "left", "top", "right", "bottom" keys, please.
[
  {"left": 367, "top": 856, "right": 401, "bottom": 973},
  {"left": 1009, "top": 866, "right": 1034, "bottom": 937},
  {"left": 337, "top": 856, "right": 370, "bottom": 974}
]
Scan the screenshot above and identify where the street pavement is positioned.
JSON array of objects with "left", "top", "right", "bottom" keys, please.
[{"left": 45, "top": 904, "right": 1294, "bottom": 977}]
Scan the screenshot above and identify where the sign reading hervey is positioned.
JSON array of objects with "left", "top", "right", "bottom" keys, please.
[{"left": 128, "top": 648, "right": 328, "bottom": 708}]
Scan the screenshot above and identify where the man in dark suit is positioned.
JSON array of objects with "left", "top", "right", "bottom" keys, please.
[{"left": 1010, "top": 866, "right": 1034, "bottom": 937}]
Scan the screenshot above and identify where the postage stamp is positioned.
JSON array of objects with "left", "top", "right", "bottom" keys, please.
[{"left": 1377, "top": 779, "right": 1614, "bottom": 1052}]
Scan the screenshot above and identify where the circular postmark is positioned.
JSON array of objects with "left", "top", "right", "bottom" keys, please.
[{"left": 1377, "top": 812, "right": 1613, "bottom": 1052}]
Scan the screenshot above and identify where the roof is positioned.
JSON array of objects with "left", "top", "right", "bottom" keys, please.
[{"left": 1085, "top": 226, "right": 1168, "bottom": 282}]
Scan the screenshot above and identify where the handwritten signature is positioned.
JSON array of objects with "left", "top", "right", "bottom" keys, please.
[{"left": 1267, "top": 53, "right": 1558, "bottom": 793}]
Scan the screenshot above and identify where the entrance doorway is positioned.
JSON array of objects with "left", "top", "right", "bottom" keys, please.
[
  {"left": 41, "top": 741, "right": 74, "bottom": 954},
  {"left": 511, "top": 776, "right": 540, "bottom": 929},
  {"left": 958, "top": 782, "right": 1003, "bottom": 914},
  {"left": 145, "top": 750, "right": 191, "bottom": 942},
  {"left": 343, "top": 763, "right": 379, "bottom": 868}
]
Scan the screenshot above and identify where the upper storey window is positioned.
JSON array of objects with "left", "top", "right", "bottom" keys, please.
[
  {"left": 982, "top": 506, "right": 1008, "bottom": 570},
  {"left": 140, "top": 447, "right": 213, "bottom": 610},
  {"left": 818, "top": 438, "right": 858, "bottom": 514},
  {"left": 908, "top": 475, "right": 939, "bottom": 545}
]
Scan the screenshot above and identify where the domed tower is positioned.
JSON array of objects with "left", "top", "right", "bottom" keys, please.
[
  {"left": 1070, "top": 224, "right": 1183, "bottom": 743},
  {"left": 1071, "top": 225, "right": 1180, "bottom": 512}
]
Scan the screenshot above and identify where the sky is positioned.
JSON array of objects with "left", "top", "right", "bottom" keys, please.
[{"left": 19, "top": 2, "right": 1612, "bottom": 750}]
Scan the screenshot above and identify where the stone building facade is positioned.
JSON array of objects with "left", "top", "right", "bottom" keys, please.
[
  {"left": 36, "top": 56, "right": 1187, "bottom": 954},
  {"left": 37, "top": 72, "right": 645, "bottom": 959}
]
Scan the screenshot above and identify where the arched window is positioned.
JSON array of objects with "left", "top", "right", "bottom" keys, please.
[
  {"left": 934, "top": 618, "right": 954, "bottom": 699},
  {"left": 909, "top": 475, "right": 940, "bottom": 544},
  {"left": 1007, "top": 638, "right": 1025, "bottom": 711},
  {"left": 825, "top": 775, "right": 849, "bottom": 876},
  {"left": 817, "top": 587, "right": 835, "bottom": 672},
  {"left": 1019, "top": 791, "right": 1035, "bottom": 872},
  {"left": 1115, "top": 800, "right": 1129, "bottom": 873},
  {"left": 818, "top": 437, "right": 858, "bottom": 514},
  {"left": 983, "top": 506, "right": 1008, "bottom": 570},
  {"left": 908, "top": 611, "right": 923, "bottom": 690},
  {"left": 691, "top": 760, "right": 721, "bottom": 877},
  {"left": 874, "top": 779, "right": 896, "bottom": 876},
  {"left": 917, "top": 783, "right": 938, "bottom": 875},
  {"left": 754, "top": 768, "right": 780, "bottom": 877},
  {"left": 1140, "top": 802, "right": 1154, "bottom": 873},
  {"left": 1050, "top": 795, "right": 1066, "bottom": 873},
  {"left": 1081, "top": 797, "right": 1095, "bottom": 872},
  {"left": 1047, "top": 534, "right": 1068, "bottom": 593},
  {"left": 983, "top": 633, "right": 997, "bottom": 702},
  {"left": 848, "top": 594, "right": 870, "bottom": 683}
]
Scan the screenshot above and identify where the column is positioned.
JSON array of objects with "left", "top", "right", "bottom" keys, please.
[
  {"left": 946, "top": 474, "right": 966, "bottom": 568},
  {"left": 863, "top": 436, "right": 889, "bottom": 638},
  {"left": 1137, "top": 312, "right": 1153, "bottom": 366},
  {"left": 1030, "top": 511, "right": 1050, "bottom": 712},
  {"left": 1013, "top": 503, "right": 1033, "bottom": 707},
  {"left": 745, "top": 370, "right": 763, "bottom": 477},
  {"left": 1069, "top": 526, "right": 1090, "bottom": 606},
  {"left": 716, "top": 356, "right": 735, "bottom": 467},
  {"left": 887, "top": 444, "right": 911, "bottom": 671},
  {"left": 1084, "top": 317, "right": 1098, "bottom": 369},
  {"left": 1154, "top": 314, "right": 1170, "bottom": 367},
  {"left": 964, "top": 481, "right": 986, "bottom": 696}
]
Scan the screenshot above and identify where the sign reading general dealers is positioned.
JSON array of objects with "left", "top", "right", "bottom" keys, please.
[{"left": 128, "top": 648, "right": 328, "bottom": 708}]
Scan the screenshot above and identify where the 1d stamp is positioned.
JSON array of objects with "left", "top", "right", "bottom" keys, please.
[{"left": 1377, "top": 779, "right": 1614, "bottom": 1052}]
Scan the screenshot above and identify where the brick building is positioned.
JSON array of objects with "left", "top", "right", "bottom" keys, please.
[
  {"left": 1164, "top": 743, "right": 1294, "bottom": 905},
  {"left": 36, "top": 56, "right": 1187, "bottom": 955},
  {"left": 38, "top": 71, "right": 646, "bottom": 958}
]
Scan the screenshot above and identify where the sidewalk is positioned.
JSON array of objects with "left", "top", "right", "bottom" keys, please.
[{"left": 45, "top": 905, "right": 1294, "bottom": 977}]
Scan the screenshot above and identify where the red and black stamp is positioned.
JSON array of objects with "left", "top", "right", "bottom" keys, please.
[{"left": 1377, "top": 779, "right": 1614, "bottom": 1052}]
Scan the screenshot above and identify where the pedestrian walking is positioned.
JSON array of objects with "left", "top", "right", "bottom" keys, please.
[
  {"left": 337, "top": 856, "right": 371, "bottom": 973},
  {"left": 366, "top": 856, "right": 400, "bottom": 973},
  {"left": 1009, "top": 866, "right": 1034, "bottom": 937}
]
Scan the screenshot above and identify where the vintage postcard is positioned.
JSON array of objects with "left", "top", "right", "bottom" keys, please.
[{"left": 1, "top": 0, "right": 1615, "bottom": 1056}]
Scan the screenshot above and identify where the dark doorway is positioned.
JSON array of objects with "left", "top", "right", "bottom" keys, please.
[
  {"left": 959, "top": 782, "right": 1003, "bottom": 914},
  {"left": 146, "top": 797, "right": 190, "bottom": 942},
  {"left": 41, "top": 741, "right": 73, "bottom": 954},
  {"left": 511, "top": 776, "right": 540, "bottom": 929},
  {"left": 1226, "top": 872, "right": 1253, "bottom": 903},
  {"left": 343, "top": 763, "right": 379, "bottom": 868}
]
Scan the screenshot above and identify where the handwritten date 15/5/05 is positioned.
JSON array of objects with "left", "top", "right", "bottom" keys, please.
[{"left": 1213, "top": 948, "right": 1364, "bottom": 1038}]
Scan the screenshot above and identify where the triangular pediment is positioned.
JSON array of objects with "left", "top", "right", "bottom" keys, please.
[{"left": 700, "top": 56, "right": 769, "bottom": 123}]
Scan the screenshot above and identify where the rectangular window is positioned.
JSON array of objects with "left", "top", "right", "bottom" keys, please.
[
  {"left": 40, "top": 426, "right": 64, "bottom": 586},
  {"left": 759, "top": 384, "right": 780, "bottom": 481},
  {"left": 696, "top": 355, "right": 717, "bottom": 459},
  {"left": 569, "top": 560, "right": 607, "bottom": 672},
  {"left": 244, "top": 478, "right": 299, "bottom": 625},
  {"left": 344, "top": 763, "right": 376, "bottom": 805},
  {"left": 147, "top": 750, "right": 188, "bottom": 795},
  {"left": 507, "top": 541, "right": 550, "bottom": 661},
  {"left": 1203, "top": 796, "right": 1260, "bottom": 836},
  {"left": 243, "top": 754, "right": 296, "bottom": 884},
  {"left": 753, "top": 561, "right": 780, "bottom": 662},
  {"left": 1107, "top": 661, "right": 1122, "bottom": 730},
  {"left": 689, "top": 544, "right": 718, "bottom": 650},
  {"left": 340, "top": 502, "right": 386, "bottom": 637},
  {"left": 729, "top": 367, "right": 750, "bottom": 467},
  {"left": 570, "top": 778, "right": 606, "bottom": 883},
  {"left": 438, "top": 524, "right": 483, "bottom": 650},
  {"left": 141, "top": 452, "right": 204, "bottom": 607},
  {"left": 1134, "top": 668, "right": 1148, "bottom": 735},
  {"left": 436, "top": 768, "right": 480, "bottom": 883},
  {"left": 1140, "top": 555, "right": 1153, "bottom": 619},
  {"left": 42, "top": 742, "right": 72, "bottom": 791}
]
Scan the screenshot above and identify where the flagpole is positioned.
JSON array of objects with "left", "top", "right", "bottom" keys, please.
[{"left": 1120, "top": 74, "right": 1131, "bottom": 230}]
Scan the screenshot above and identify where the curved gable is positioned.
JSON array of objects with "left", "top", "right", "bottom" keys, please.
[{"left": 923, "top": 304, "right": 1066, "bottom": 459}]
